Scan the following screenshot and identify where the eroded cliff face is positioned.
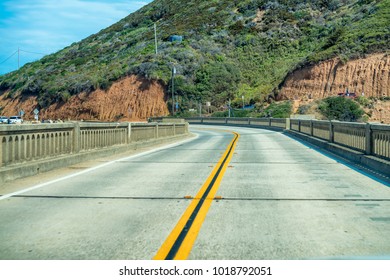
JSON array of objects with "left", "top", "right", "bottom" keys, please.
[
  {"left": 0, "top": 75, "right": 169, "bottom": 121},
  {"left": 280, "top": 53, "right": 390, "bottom": 123},
  {"left": 280, "top": 53, "right": 390, "bottom": 100}
]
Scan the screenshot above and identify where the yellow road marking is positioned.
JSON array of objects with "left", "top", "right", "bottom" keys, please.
[{"left": 153, "top": 131, "right": 239, "bottom": 260}]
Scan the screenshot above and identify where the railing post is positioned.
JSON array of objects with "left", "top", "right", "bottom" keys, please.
[
  {"left": 329, "top": 121, "right": 334, "bottom": 143},
  {"left": 310, "top": 120, "right": 314, "bottom": 136},
  {"left": 0, "top": 136, "right": 2, "bottom": 168},
  {"left": 73, "top": 122, "right": 80, "bottom": 153},
  {"left": 127, "top": 123, "right": 132, "bottom": 143},
  {"left": 285, "top": 118, "right": 290, "bottom": 130},
  {"left": 365, "top": 123, "right": 372, "bottom": 155},
  {"left": 156, "top": 123, "right": 159, "bottom": 139},
  {"left": 268, "top": 118, "right": 272, "bottom": 127},
  {"left": 173, "top": 123, "right": 176, "bottom": 136},
  {"left": 298, "top": 120, "right": 301, "bottom": 132}
]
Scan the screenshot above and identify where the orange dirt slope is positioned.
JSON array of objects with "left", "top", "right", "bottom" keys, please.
[{"left": 0, "top": 75, "right": 169, "bottom": 122}]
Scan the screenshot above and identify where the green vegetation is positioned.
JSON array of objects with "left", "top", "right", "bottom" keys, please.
[
  {"left": 318, "top": 96, "right": 365, "bottom": 121},
  {"left": 0, "top": 0, "right": 389, "bottom": 112},
  {"left": 260, "top": 101, "right": 292, "bottom": 118},
  {"left": 211, "top": 100, "right": 292, "bottom": 118}
]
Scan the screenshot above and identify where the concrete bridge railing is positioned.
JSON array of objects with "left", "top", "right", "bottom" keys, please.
[
  {"left": 184, "top": 117, "right": 288, "bottom": 129},
  {"left": 290, "top": 119, "right": 390, "bottom": 161},
  {"left": 183, "top": 117, "right": 390, "bottom": 163},
  {"left": 0, "top": 122, "right": 188, "bottom": 168}
]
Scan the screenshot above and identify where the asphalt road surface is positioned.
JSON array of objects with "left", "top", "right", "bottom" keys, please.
[{"left": 0, "top": 125, "right": 389, "bottom": 260}]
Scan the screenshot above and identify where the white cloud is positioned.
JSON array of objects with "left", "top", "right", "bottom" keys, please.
[{"left": 0, "top": 0, "right": 151, "bottom": 74}]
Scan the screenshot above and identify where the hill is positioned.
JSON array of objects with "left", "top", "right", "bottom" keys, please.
[{"left": 0, "top": 0, "right": 389, "bottom": 121}]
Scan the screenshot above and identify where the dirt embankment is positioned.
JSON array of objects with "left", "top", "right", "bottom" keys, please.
[
  {"left": 0, "top": 75, "right": 169, "bottom": 122},
  {"left": 281, "top": 53, "right": 389, "bottom": 99},
  {"left": 280, "top": 53, "right": 390, "bottom": 123}
]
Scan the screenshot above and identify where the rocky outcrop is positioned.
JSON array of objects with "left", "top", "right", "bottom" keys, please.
[
  {"left": 0, "top": 75, "right": 169, "bottom": 121},
  {"left": 280, "top": 53, "right": 390, "bottom": 100}
]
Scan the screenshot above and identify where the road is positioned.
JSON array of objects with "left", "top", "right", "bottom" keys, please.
[{"left": 0, "top": 125, "right": 389, "bottom": 260}]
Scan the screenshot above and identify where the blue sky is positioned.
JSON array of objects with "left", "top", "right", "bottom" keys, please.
[{"left": 0, "top": 0, "right": 152, "bottom": 75}]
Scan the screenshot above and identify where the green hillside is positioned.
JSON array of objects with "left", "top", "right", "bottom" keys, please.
[{"left": 0, "top": 0, "right": 389, "bottom": 112}]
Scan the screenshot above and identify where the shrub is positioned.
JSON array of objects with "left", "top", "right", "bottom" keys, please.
[
  {"left": 355, "top": 96, "right": 373, "bottom": 107},
  {"left": 318, "top": 96, "right": 364, "bottom": 122},
  {"left": 297, "top": 104, "right": 311, "bottom": 114},
  {"left": 261, "top": 101, "right": 292, "bottom": 118}
]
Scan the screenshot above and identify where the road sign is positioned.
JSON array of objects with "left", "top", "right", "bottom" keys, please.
[
  {"left": 19, "top": 110, "right": 25, "bottom": 117},
  {"left": 33, "top": 108, "right": 39, "bottom": 115}
]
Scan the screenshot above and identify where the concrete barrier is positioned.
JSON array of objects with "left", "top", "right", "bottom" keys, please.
[{"left": 0, "top": 122, "right": 189, "bottom": 183}]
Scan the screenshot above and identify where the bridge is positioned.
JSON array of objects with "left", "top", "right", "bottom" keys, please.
[{"left": 0, "top": 118, "right": 389, "bottom": 260}]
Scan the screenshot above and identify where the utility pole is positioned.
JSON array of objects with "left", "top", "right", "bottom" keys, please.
[
  {"left": 171, "top": 66, "right": 176, "bottom": 115},
  {"left": 18, "top": 47, "right": 20, "bottom": 70},
  {"left": 154, "top": 23, "right": 158, "bottom": 55},
  {"left": 228, "top": 99, "right": 231, "bottom": 118}
]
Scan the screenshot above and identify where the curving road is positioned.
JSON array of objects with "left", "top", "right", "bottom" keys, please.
[{"left": 0, "top": 125, "right": 389, "bottom": 260}]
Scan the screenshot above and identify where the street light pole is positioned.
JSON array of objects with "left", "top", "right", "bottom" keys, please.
[{"left": 242, "top": 95, "right": 244, "bottom": 109}]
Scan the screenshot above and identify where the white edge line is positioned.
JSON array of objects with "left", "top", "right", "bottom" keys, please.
[{"left": 0, "top": 134, "right": 199, "bottom": 201}]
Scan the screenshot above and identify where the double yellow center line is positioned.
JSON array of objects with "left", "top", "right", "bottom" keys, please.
[{"left": 154, "top": 131, "right": 239, "bottom": 260}]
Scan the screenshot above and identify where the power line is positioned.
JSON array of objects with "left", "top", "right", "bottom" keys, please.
[
  {"left": 19, "top": 49, "right": 47, "bottom": 56},
  {"left": 0, "top": 50, "right": 18, "bottom": 65},
  {"left": 0, "top": 48, "right": 48, "bottom": 72}
]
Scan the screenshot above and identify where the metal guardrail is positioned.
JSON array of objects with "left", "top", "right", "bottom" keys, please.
[
  {"left": 0, "top": 122, "right": 188, "bottom": 167},
  {"left": 184, "top": 117, "right": 390, "bottom": 161}
]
